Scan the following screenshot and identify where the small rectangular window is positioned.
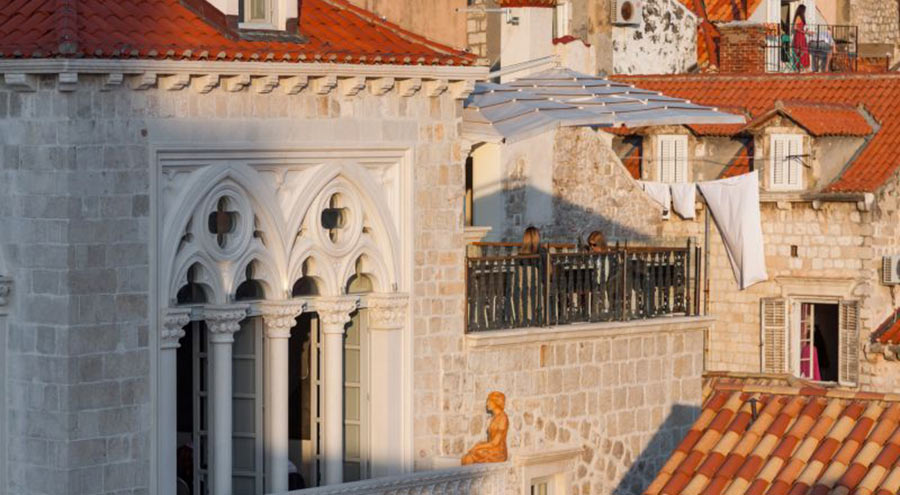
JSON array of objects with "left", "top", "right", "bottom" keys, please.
[
  {"left": 769, "top": 134, "right": 803, "bottom": 190},
  {"left": 245, "top": 0, "right": 271, "bottom": 24},
  {"left": 656, "top": 134, "right": 688, "bottom": 183},
  {"left": 531, "top": 477, "right": 555, "bottom": 495}
]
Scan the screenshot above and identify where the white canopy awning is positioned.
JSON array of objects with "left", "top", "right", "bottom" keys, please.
[{"left": 463, "top": 68, "right": 746, "bottom": 143}]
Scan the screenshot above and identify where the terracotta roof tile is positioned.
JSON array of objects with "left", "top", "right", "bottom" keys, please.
[
  {"left": 645, "top": 375, "right": 900, "bottom": 495},
  {"left": 873, "top": 308, "right": 900, "bottom": 344},
  {"left": 612, "top": 73, "right": 900, "bottom": 192},
  {"left": 0, "top": 0, "right": 476, "bottom": 65}
]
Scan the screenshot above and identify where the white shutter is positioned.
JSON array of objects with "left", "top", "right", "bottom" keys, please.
[
  {"left": 761, "top": 298, "right": 788, "bottom": 373},
  {"left": 770, "top": 134, "right": 803, "bottom": 190},
  {"left": 658, "top": 135, "right": 688, "bottom": 183},
  {"left": 839, "top": 300, "right": 860, "bottom": 386}
]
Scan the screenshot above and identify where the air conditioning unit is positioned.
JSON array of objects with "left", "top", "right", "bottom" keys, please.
[
  {"left": 883, "top": 255, "right": 900, "bottom": 284},
  {"left": 612, "top": 0, "right": 642, "bottom": 25}
]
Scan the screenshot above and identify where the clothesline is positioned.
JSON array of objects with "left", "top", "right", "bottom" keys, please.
[{"left": 639, "top": 172, "right": 768, "bottom": 290}]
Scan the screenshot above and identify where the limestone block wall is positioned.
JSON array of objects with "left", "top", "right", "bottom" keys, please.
[
  {"left": 0, "top": 73, "right": 465, "bottom": 494},
  {"left": 849, "top": 0, "right": 899, "bottom": 47},
  {"left": 443, "top": 323, "right": 707, "bottom": 495},
  {"left": 490, "top": 127, "right": 666, "bottom": 243}
]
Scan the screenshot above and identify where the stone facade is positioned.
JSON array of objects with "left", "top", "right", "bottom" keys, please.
[
  {"left": 849, "top": 0, "right": 900, "bottom": 49},
  {"left": 448, "top": 321, "right": 708, "bottom": 495},
  {"left": 0, "top": 69, "right": 471, "bottom": 494}
]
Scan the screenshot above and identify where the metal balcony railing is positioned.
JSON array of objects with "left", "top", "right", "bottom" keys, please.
[
  {"left": 465, "top": 241, "right": 703, "bottom": 332},
  {"left": 764, "top": 24, "right": 858, "bottom": 73}
]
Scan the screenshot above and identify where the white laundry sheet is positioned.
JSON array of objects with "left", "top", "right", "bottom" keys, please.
[
  {"left": 697, "top": 171, "right": 768, "bottom": 290},
  {"left": 670, "top": 182, "right": 697, "bottom": 219},
  {"left": 639, "top": 181, "right": 671, "bottom": 213}
]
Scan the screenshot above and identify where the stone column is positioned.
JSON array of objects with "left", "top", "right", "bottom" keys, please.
[
  {"left": 367, "top": 294, "right": 409, "bottom": 478},
  {"left": 316, "top": 297, "right": 358, "bottom": 486},
  {"left": 159, "top": 308, "right": 192, "bottom": 494},
  {"left": 259, "top": 301, "right": 305, "bottom": 494},
  {"left": 203, "top": 305, "right": 248, "bottom": 495}
]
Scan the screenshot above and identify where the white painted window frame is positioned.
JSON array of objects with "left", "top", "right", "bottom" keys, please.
[
  {"left": 786, "top": 297, "right": 857, "bottom": 385},
  {"left": 240, "top": 0, "right": 277, "bottom": 30},
  {"left": 768, "top": 134, "right": 804, "bottom": 191},
  {"left": 656, "top": 134, "right": 688, "bottom": 183},
  {"left": 553, "top": 1, "right": 571, "bottom": 39}
]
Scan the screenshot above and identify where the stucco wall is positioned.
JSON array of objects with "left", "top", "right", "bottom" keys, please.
[
  {"left": 348, "top": 0, "right": 469, "bottom": 49},
  {"left": 0, "top": 73, "right": 466, "bottom": 494},
  {"left": 611, "top": 0, "right": 699, "bottom": 74}
]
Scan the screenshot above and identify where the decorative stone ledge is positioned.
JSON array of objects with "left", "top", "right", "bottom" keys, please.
[
  {"left": 285, "top": 462, "right": 509, "bottom": 495},
  {"left": 465, "top": 315, "right": 715, "bottom": 348},
  {"left": 0, "top": 59, "right": 485, "bottom": 99}
]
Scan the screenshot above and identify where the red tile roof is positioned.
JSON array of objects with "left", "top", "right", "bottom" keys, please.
[
  {"left": 612, "top": 73, "right": 900, "bottom": 192},
  {"left": 719, "top": 141, "right": 752, "bottom": 178},
  {"left": 743, "top": 102, "right": 874, "bottom": 137},
  {"left": 873, "top": 309, "right": 900, "bottom": 344},
  {"left": 0, "top": 0, "right": 476, "bottom": 65},
  {"left": 647, "top": 374, "right": 900, "bottom": 495}
]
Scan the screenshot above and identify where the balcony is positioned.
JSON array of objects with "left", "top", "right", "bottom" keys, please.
[
  {"left": 465, "top": 240, "right": 703, "bottom": 332},
  {"left": 764, "top": 24, "right": 859, "bottom": 73}
]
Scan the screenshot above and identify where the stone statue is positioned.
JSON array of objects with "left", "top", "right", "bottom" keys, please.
[{"left": 461, "top": 391, "right": 509, "bottom": 465}]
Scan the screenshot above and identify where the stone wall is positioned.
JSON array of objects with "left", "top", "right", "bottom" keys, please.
[
  {"left": 0, "top": 73, "right": 466, "bottom": 494},
  {"left": 347, "top": 0, "right": 469, "bottom": 49},
  {"left": 849, "top": 0, "right": 900, "bottom": 48},
  {"left": 610, "top": 0, "right": 698, "bottom": 74},
  {"left": 450, "top": 321, "right": 708, "bottom": 495}
]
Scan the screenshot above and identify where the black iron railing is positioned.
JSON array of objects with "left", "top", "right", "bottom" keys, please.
[
  {"left": 465, "top": 241, "right": 702, "bottom": 332},
  {"left": 764, "top": 23, "right": 858, "bottom": 73}
]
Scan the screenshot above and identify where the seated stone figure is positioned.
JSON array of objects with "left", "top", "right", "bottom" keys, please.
[{"left": 461, "top": 391, "right": 509, "bottom": 465}]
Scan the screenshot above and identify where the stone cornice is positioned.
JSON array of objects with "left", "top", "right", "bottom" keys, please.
[
  {"left": 258, "top": 300, "right": 306, "bottom": 339},
  {"left": 202, "top": 304, "right": 249, "bottom": 343},
  {"left": 316, "top": 296, "right": 359, "bottom": 332},
  {"left": 367, "top": 293, "right": 409, "bottom": 330},
  {"left": 0, "top": 59, "right": 485, "bottom": 99},
  {"left": 160, "top": 308, "right": 192, "bottom": 349}
]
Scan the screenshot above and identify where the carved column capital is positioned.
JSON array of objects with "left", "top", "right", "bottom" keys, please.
[
  {"left": 202, "top": 305, "right": 248, "bottom": 344},
  {"left": 316, "top": 297, "right": 358, "bottom": 334},
  {"left": 367, "top": 293, "right": 409, "bottom": 330},
  {"left": 160, "top": 308, "right": 192, "bottom": 349},
  {"left": 259, "top": 300, "right": 306, "bottom": 339}
]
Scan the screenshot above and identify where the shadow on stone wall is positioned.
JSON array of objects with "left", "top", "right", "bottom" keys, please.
[{"left": 612, "top": 403, "right": 700, "bottom": 495}]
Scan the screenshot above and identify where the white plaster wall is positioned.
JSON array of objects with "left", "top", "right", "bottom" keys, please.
[
  {"left": 612, "top": 0, "right": 698, "bottom": 74},
  {"left": 500, "top": 8, "right": 555, "bottom": 81},
  {"left": 472, "top": 143, "right": 505, "bottom": 241},
  {"left": 554, "top": 40, "right": 598, "bottom": 74}
]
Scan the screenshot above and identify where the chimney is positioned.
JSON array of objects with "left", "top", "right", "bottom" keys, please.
[{"left": 718, "top": 23, "right": 768, "bottom": 73}]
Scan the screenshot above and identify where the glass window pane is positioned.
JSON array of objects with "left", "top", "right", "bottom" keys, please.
[
  {"left": 249, "top": 0, "right": 267, "bottom": 21},
  {"left": 345, "top": 387, "right": 360, "bottom": 421},
  {"left": 233, "top": 475, "right": 255, "bottom": 493},
  {"left": 234, "top": 322, "right": 255, "bottom": 355},
  {"left": 344, "top": 424, "right": 360, "bottom": 458},
  {"left": 233, "top": 438, "right": 256, "bottom": 470},
  {"left": 344, "top": 462, "right": 361, "bottom": 482},
  {"left": 233, "top": 398, "right": 255, "bottom": 434},
  {"left": 233, "top": 359, "right": 255, "bottom": 395},
  {"left": 344, "top": 349, "right": 360, "bottom": 383}
]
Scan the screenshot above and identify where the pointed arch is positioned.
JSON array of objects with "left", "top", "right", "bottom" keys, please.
[
  {"left": 161, "top": 163, "right": 289, "bottom": 304},
  {"left": 287, "top": 247, "right": 339, "bottom": 297},
  {"left": 337, "top": 242, "right": 392, "bottom": 294},
  {"left": 229, "top": 248, "right": 283, "bottom": 301},
  {"left": 285, "top": 162, "right": 401, "bottom": 293},
  {"left": 171, "top": 255, "right": 224, "bottom": 306}
]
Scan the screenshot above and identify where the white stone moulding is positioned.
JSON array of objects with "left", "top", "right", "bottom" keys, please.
[
  {"left": 465, "top": 315, "right": 716, "bottom": 348},
  {"left": 0, "top": 59, "right": 484, "bottom": 98},
  {"left": 283, "top": 463, "right": 510, "bottom": 495}
]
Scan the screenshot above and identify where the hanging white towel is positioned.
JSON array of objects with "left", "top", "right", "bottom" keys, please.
[
  {"left": 697, "top": 171, "right": 768, "bottom": 290},
  {"left": 670, "top": 182, "right": 697, "bottom": 219},
  {"left": 639, "top": 181, "right": 671, "bottom": 214}
]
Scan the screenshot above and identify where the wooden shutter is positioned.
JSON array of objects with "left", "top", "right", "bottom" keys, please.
[
  {"left": 761, "top": 298, "right": 788, "bottom": 373},
  {"left": 658, "top": 135, "right": 688, "bottom": 183},
  {"left": 770, "top": 134, "right": 803, "bottom": 189},
  {"left": 839, "top": 300, "right": 860, "bottom": 386},
  {"left": 771, "top": 136, "right": 785, "bottom": 187}
]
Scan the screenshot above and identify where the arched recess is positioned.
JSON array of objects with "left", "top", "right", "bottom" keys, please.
[
  {"left": 338, "top": 244, "right": 391, "bottom": 295},
  {"left": 285, "top": 163, "right": 402, "bottom": 294},
  {"left": 173, "top": 260, "right": 220, "bottom": 305},
  {"left": 287, "top": 248, "right": 339, "bottom": 298},
  {"left": 230, "top": 250, "right": 281, "bottom": 301},
  {"left": 161, "top": 163, "right": 289, "bottom": 305}
]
